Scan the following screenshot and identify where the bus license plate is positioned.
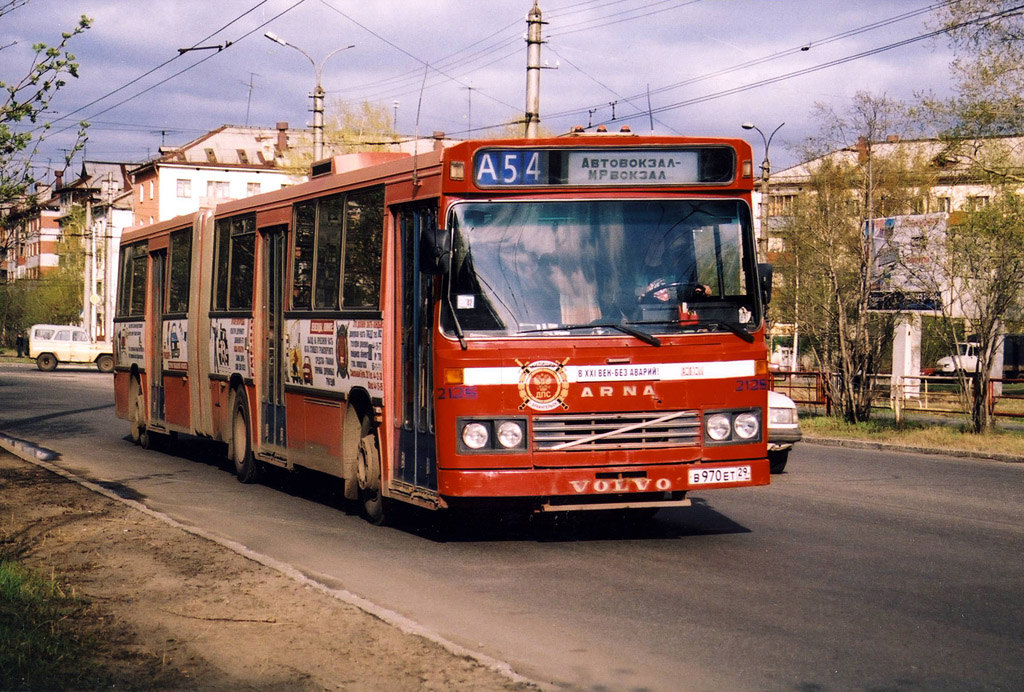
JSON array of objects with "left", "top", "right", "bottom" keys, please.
[{"left": 688, "top": 465, "right": 752, "bottom": 485}]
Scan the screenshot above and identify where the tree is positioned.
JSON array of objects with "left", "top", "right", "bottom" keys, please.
[
  {"left": 776, "top": 93, "right": 930, "bottom": 423},
  {"left": 908, "top": 2, "right": 1024, "bottom": 431},
  {"left": 0, "top": 9, "right": 91, "bottom": 215},
  {"left": 279, "top": 100, "right": 399, "bottom": 175}
]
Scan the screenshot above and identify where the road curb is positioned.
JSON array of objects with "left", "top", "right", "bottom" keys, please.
[
  {"left": 0, "top": 431, "right": 546, "bottom": 692},
  {"left": 804, "top": 435, "right": 1024, "bottom": 464}
]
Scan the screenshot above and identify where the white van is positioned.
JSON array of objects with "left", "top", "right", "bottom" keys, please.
[{"left": 28, "top": 324, "right": 114, "bottom": 373}]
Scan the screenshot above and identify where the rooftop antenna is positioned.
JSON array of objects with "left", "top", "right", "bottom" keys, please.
[
  {"left": 243, "top": 73, "right": 259, "bottom": 126},
  {"left": 646, "top": 85, "right": 654, "bottom": 135},
  {"left": 412, "top": 62, "right": 428, "bottom": 186}
]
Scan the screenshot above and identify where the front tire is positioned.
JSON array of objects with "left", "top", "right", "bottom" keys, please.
[
  {"left": 129, "top": 378, "right": 145, "bottom": 444},
  {"left": 356, "top": 432, "right": 388, "bottom": 525},
  {"left": 231, "top": 393, "right": 260, "bottom": 484},
  {"left": 36, "top": 353, "right": 57, "bottom": 371},
  {"left": 97, "top": 354, "right": 114, "bottom": 373},
  {"left": 768, "top": 449, "right": 789, "bottom": 474}
]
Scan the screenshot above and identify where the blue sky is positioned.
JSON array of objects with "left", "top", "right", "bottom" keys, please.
[{"left": 3, "top": 0, "right": 957, "bottom": 177}]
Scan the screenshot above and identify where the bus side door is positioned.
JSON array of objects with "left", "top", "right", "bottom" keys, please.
[{"left": 396, "top": 204, "right": 438, "bottom": 490}]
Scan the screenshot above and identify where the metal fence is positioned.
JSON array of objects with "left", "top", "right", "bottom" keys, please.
[{"left": 770, "top": 370, "right": 1024, "bottom": 421}]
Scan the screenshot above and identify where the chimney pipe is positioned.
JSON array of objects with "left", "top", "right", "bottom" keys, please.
[{"left": 276, "top": 122, "right": 289, "bottom": 154}]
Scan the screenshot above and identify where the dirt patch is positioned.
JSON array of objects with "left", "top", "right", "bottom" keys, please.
[{"left": 0, "top": 451, "right": 533, "bottom": 691}]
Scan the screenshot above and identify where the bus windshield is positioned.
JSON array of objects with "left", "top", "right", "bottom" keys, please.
[{"left": 442, "top": 199, "right": 761, "bottom": 340}]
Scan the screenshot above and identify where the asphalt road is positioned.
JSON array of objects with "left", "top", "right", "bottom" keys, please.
[{"left": 1, "top": 363, "right": 1022, "bottom": 692}]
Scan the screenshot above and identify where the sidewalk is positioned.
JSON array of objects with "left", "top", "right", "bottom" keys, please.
[{"left": 802, "top": 434, "right": 1024, "bottom": 464}]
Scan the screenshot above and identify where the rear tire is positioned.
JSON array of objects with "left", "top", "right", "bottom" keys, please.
[
  {"left": 97, "top": 354, "right": 114, "bottom": 373},
  {"left": 768, "top": 449, "right": 789, "bottom": 474},
  {"left": 36, "top": 353, "right": 57, "bottom": 371},
  {"left": 231, "top": 393, "right": 260, "bottom": 484}
]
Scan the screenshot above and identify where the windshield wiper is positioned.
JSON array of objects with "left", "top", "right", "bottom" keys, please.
[
  {"left": 637, "top": 317, "right": 755, "bottom": 343},
  {"left": 520, "top": 322, "right": 661, "bottom": 347}
]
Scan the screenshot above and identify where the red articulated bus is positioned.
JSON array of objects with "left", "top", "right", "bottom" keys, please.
[{"left": 113, "top": 133, "right": 773, "bottom": 524}]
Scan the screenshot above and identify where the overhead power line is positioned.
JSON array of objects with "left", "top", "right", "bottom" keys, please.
[
  {"left": 45, "top": 0, "right": 305, "bottom": 139},
  {"left": 588, "top": 1, "right": 1024, "bottom": 129}
]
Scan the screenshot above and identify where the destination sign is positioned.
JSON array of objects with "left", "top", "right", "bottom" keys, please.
[{"left": 472, "top": 146, "right": 734, "bottom": 188}]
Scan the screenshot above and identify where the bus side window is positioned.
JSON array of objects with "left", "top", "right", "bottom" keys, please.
[
  {"left": 292, "top": 201, "right": 315, "bottom": 309},
  {"left": 167, "top": 228, "right": 192, "bottom": 313},
  {"left": 342, "top": 187, "right": 384, "bottom": 308},
  {"left": 213, "top": 215, "right": 256, "bottom": 312}
]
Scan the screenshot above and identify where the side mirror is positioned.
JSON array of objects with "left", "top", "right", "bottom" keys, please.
[
  {"left": 758, "top": 262, "right": 774, "bottom": 305},
  {"left": 420, "top": 225, "right": 451, "bottom": 275}
]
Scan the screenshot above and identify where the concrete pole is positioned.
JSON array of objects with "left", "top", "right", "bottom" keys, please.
[
  {"left": 312, "top": 84, "right": 325, "bottom": 161},
  {"left": 525, "top": 1, "right": 543, "bottom": 138}
]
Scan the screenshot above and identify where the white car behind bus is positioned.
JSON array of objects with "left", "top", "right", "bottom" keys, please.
[
  {"left": 28, "top": 324, "right": 114, "bottom": 373},
  {"left": 767, "top": 390, "right": 802, "bottom": 474}
]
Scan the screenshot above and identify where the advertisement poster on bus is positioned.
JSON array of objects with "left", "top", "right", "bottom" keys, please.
[
  {"left": 162, "top": 319, "right": 188, "bottom": 372},
  {"left": 114, "top": 321, "right": 145, "bottom": 367},
  {"left": 210, "top": 317, "right": 252, "bottom": 378},
  {"left": 284, "top": 318, "right": 383, "bottom": 397}
]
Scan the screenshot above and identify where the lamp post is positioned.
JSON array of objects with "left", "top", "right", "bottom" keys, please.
[
  {"left": 742, "top": 121, "right": 795, "bottom": 369},
  {"left": 741, "top": 121, "right": 784, "bottom": 257},
  {"left": 264, "top": 32, "right": 353, "bottom": 161}
]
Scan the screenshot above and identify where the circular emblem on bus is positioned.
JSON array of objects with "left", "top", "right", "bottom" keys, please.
[{"left": 517, "top": 359, "right": 570, "bottom": 411}]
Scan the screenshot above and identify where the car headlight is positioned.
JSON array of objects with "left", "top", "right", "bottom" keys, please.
[
  {"left": 706, "top": 413, "right": 733, "bottom": 441},
  {"left": 462, "top": 422, "right": 490, "bottom": 450},
  {"left": 496, "top": 420, "right": 524, "bottom": 449},
  {"left": 769, "top": 407, "right": 796, "bottom": 426},
  {"left": 734, "top": 412, "right": 760, "bottom": 439}
]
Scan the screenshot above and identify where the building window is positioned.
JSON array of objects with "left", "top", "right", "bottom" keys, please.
[
  {"left": 966, "top": 196, "right": 990, "bottom": 211},
  {"left": 237, "top": 150, "right": 249, "bottom": 164},
  {"left": 768, "top": 194, "right": 796, "bottom": 217},
  {"left": 935, "top": 197, "right": 952, "bottom": 213},
  {"left": 207, "top": 181, "right": 230, "bottom": 199},
  {"left": 149, "top": 181, "right": 154, "bottom": 199},
  {"left": 246, "top": 182, "right": 261, "bottom": 197},
  {"left": 176, "top": 179, "right": 192, "bottom": 198},
  {"left": 205, "top": 148, "right": 217, "bottom": 163}
]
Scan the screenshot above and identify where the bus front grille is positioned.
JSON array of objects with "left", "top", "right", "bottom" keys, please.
[{"left": 532, "top": 410, "right": 701, "bottom": 451}]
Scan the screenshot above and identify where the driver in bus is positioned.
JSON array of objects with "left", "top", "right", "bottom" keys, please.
[{"left": 638, "top": 232, "right": 711, "bottom": 304}]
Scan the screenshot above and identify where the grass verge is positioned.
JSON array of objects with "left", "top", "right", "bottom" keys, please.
[
  {"left": 803, "top": 414, "right": 1024, "bottom": 457},
  {"left": 0, "top": 559, "right": 102, "bottom": 690}
]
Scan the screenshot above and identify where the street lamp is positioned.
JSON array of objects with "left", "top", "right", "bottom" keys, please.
[
  {"left": 264, "top": 32, "right": 354, "bottom": 161},
  {"left": 741, "top": 121, "right": 784, "bottom": 257},
  {"left": 742, "top": 121, "right": 794, "bottom": 370}
]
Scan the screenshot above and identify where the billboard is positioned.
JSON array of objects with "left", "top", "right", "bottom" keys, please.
[{"left": 866, "top": 213, "right": 946, "bottom": 312}]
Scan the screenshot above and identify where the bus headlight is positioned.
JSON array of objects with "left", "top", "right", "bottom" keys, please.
[
  {"left": 462, "top": 422, "right": 490, "bottom": 450},
  {"left": 457, "top": 417, "right": 528, "bottom": 453},
  {"left": 496, "top": 420, "right": 525, "bottom": 449},
  {"left": 706, "top": 414, "right": 733, "bottom": 441},
  {"left": 734, "top": 412, "right": 760, "bottom": 439},
  {"left": 704, "top": 409, "right": 761, "bottom": 444}
]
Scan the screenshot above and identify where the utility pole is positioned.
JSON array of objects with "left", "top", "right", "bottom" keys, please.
[
  {"left": 264, "top": 32, "right": 354, "bottom": 161},
  {"left": 524, "top": 1, "right": 544, "bottom": 138}
]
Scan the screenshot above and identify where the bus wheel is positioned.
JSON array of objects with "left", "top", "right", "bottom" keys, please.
[
  {"left": 356, "top": 433, "right": 387, "bottom": 525},
  {"left": 231, "top": 394, "right": 260, "bottom": 484},
  {"left": 36, "top": 353, "right": 57, "bottom": 371},
  {"left": 129, "top": 378, "right": 145, "bottom": 444},
  {"left": 340, "top": 406, "right": 365, "bottom": 501}
]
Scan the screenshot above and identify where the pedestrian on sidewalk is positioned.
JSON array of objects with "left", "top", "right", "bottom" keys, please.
[{"left": 15, "top": 332, "right": 25, "bottom": 358}]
